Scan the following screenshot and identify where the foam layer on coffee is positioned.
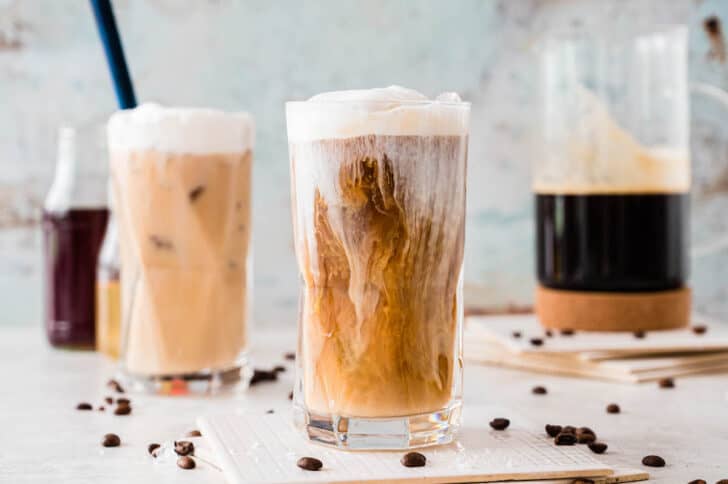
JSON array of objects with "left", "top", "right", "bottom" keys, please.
[
  {"left": 108, "top": 103, "right": 254, "bottom": 154},
  {"left": 286, "top": 86, "right": 469, "bottom": 142}
]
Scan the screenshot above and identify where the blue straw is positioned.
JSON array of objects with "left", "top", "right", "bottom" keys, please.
[{"left": 89, "top": 0, "right": 137, "bottom": 109}]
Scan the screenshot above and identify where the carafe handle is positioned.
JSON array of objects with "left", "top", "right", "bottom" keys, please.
[{"left": 689, "top": 82, "right": 728, "bottom": 259}]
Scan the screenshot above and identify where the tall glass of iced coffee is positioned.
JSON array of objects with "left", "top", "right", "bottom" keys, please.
[
  {"left": 286, "top": 87, "right": 469, "bottom": 449},
  {"left": 108, "top": 104, "right": 254, "bottom": 394}
]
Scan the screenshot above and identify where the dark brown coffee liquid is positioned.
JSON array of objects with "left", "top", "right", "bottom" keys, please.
[
  {"left": 536, "top": 193, "right": 688, "bottom": 292},
  {"left": 43, "top": 208, "right": 109, "bottom": 348}
]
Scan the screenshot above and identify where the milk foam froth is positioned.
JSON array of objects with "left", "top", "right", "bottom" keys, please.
[
  {"left": 286, "top": 86, "right": 469, "bottom": 142},
  {"left": 107, "top": 103, "right": 254, "bottom": 154}
]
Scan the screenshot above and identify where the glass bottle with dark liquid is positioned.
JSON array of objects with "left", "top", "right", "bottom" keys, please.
[{"left": 43, "top": 127, "right": 108, "bottom": 348}]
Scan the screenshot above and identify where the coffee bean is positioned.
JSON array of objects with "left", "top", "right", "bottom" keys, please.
[
  {"left": 104, "top": 396, "right": 113, "bottom": 405},
  {"left": 641, "top": 455, "right": 666, "bottom": 467},
  {"left": 577, "top": 427, "right": 595, "bottom": 436},
  {"left": 489, "top": 418, "right": 510, "bottom": 430},
  {"left": 250, "top": 368, "right": 278, "bottom": 386},
  {"left": 606, "top": 403, "right": 621, "bottom": 414},
  {"left": 545, "top": 330, "right": 554, "bottom": 338},
  {"left": 188, "top": 185, "right": 205, "bottom": 202},
  {"left": 273, "top": 365, "right": 286, "bottom": 373},
  {"left": 76, "top": 402, "right": 93, "bottom": 410},
  {"left": 174, "top": 441, "right": 194, "bottom": 456},
  {"left": 288, "top": 390, "right": 293, "bottom": 400},
  {"left": 588, "top": 442, "right": 607, "bottom": 454},
  {"left": 177, "top": 456, "right": 195, "bottom": 469},
  {"left": 714, "top": 480, "right": 728, "bottom": 484},
  {"left": 692, "top": 325, "right": 708, "bottom": 335},
  {"left": 284, "top": 352, "right": 296, "bottom": 360},
  {"left": 577, "top": 432, "right": 596, "bottom": 444},
  {"left": 562, "top": 425, "right": 576, "bottom": 434},
  {"left": 530, "top": 338, "right": 544, "bottom": 347},
  {"left": 687, "top": 480, "right": 706, "bottom": 484},
  {"left": 532, "top": 386, "right": 547, "bottom": 395},
  {"left": 633, "top": 330, "right": 646, "bottom": 339},
  {"left": 560, "top": 328, "right": 575, "bottom": 336},
  {"left": 148, "top": 443, "right": 160, "bottom": 455},
  {"left": 98, "top": 406, "right": 105, "bottom": 412},
  {"left": 107, "top": 379, "right": 125, "bottom": 393},
  {"left": 185, "top": 430, "right": 202, "bottom": 437},
  {"left": 114, "top": 404, "right": 131, "bottom": 416},
  {"left": 297, "top": 457, "right": 323, "bottom": 471},
  {"left": 658, "top": 377, "right": 675, "bottom": 389},
  {"left": 545, "top": 424, "right": 562, "bottom": 437},
  {"left": 400, "top": 452, "right": 427, "bottom": 467},
  {"left": 555, "top": 432, "right": 577, "bottom": 445},
  {"left": 512, "top": 331, "right": 522, "bottom": 339},
  {"left": 102, "top": 433, "right": 120, "bottom": 447},
  {"left": 117, "top": 398, "right": 130, "bottom": 405}
]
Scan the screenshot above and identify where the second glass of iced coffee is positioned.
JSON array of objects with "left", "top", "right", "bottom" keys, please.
[
  {"left": 287, "top": 86, "right": 470, "bottom": 449},
  {"left": 108, "top": 104, "right": 254, "bottom": 394}
]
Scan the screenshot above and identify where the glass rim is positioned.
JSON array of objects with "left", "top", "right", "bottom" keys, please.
[
  {"left": 542, "top": 23, "right": 687, "bottom": 44},
  {"left": 285, "top": 99, "right": 471, "bottom": 108}
]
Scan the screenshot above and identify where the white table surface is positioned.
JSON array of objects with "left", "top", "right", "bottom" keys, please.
[{"left": 1, "top": 326, "right": 727, "bottom": 483}]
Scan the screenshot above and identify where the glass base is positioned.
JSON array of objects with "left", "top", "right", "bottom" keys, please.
[
  {"left": 119, "top": 358, "right": 252, "bottom": 396},
  {"left": 293, "top": 399, "right": 462, "bottom": 450}
]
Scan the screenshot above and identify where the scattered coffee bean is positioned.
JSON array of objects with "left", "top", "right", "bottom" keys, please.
[
  {"left": 692, "top": 325, "right": 708, "bottom": 335},
  {"left": 633, "top": 330, "right": 646, "bottom": 339},
  {"left": 530, "top": 338, "right": 544, "bottom": 347},
  {"left": 102, "top": 433, "right": 121, "bottom": 447},
  {"left": 577, "top": 432, "right": 596, "bottom": 444},
  {"left": 188, "top": 185, "right": 205, "bottom": 202},
  {"left": 104, "top": 396, "right": 113, "bottom": 405},
  {"left": 400, "top": 451, "right": 427, "bottom": 467},
  {"left": 288, "top": 391, "right": 293, "bottom": 400},
  {"left": 562, "top": 425, "right": 576, "bottom": 434},
  {"left": 512, "top": 331, "right": 522, "bottom": 339},
  {"left": 185, "top": 430, "right": 202, "bottom": 437},
  {"left": 545, "top": 424, "right": 562, "bottom": 437},
  {"left": 658, "top": 377, "right": 675, "bottom": 389},
  {"left": 98, "top": 406, "right": 105, "bottom": 412},
  {"left": 297, "top": 457, "right": 323, "bottom": 471},
  {"left": 266, "top": 409, "right": 275, "bottom": 414},
  {"left": 577, "top": 427, "right": 595, "bottom": 436},
  {"left": 117, "top": 398, "right": 130, "bottom": 405},
  {"left": 284, "top": 351, "right": 296, "bottom": 360},
  {"left": 545, "top": 330, "right": 554, "bottom": 338},
  {"left": 174, "top": 441, "right": 195, "bottom": 456},
  {"left": 641, "top": 455, "right": 666, "bottom": 467},
  {"left": 714, "top": 480, "right": 728, "bottom": 484},
  {"left": 76, "top": 402, "right": 93, "bottom": 410},
  {"left": 606, "top": 403, "right": 621, "bottom": 414},
  {"left": 177, "top": 456, "right": 196, "bottom": 470},
  {"left": 489, "top": 418, "right": 510, "bottom": 430},
  {"left": 107, "top": 379, "right": 125, "bottom": 393},
  {"left": 687, "top": 480, "right": 706, "bottom": 484},
  {"left": 532, "top": 386, "right": 547, "bottom": 395},
  {"left": 560, "top": 328, "right": 575, "bottom": 336},
  {"left": 148, "top": 443, "right": 160, "bottom": 455},
  {"left": 588, "top": 442, "right": 607, "bottom": 454},
  {"left": 250, "top": 368, "right": 279, "bottom": 386},
  {"left": 555, "top": 432, "right": 577, "bottom": 445},
  {"left": 114, "top": 404, "right": 132, "bottom": 416},
  {"left": 273, "top": 365, "right": 286, "bottom": 373}
]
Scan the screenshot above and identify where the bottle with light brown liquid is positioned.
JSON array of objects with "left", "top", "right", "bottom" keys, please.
[{"left": 96, "top": 190, "right": 121, "bottom": 359}]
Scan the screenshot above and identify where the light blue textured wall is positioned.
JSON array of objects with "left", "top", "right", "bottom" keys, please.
[{"left": 1, "top": 0, "right": 727, "bottom": 326}]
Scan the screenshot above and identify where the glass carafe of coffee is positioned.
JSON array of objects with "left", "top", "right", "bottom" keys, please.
[
  {"left": 43, "top": 126, "right": 109, "bottom": 348},
  {"left": 535, "top": 25, "right": 728, "bottom": 331}
]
